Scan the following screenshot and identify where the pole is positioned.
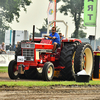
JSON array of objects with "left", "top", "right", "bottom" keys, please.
[
  {"left": 54, "top": 0, "right": 56, "bottom": 27},
  {"left": 94, "top": 0, "right": 98, "bottom": 51}
]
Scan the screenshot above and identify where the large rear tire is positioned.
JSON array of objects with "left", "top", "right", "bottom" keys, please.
[
  {"left": 42, "top": 62, "right": 54, "bottom": 81},
  {"left": 74, "top": 43, "right": 93, "bottom": 79},
  {"left": 59, "top": 43, "right": 77, "bottom": 80},
  {"left": 8, "top": 60, "right": 18, "bottom": 79}
]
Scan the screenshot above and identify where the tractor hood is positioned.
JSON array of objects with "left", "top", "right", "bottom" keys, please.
[{"left": 21, "top": 40, "right": 53, "bottom": 50}]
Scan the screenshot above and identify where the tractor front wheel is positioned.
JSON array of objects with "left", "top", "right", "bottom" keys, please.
[
  {"left": 8, "top": 60, "right": 18, "bottom": 79},
  {"left": 42, "top": 62, "right": 54, "bottom": 81}
]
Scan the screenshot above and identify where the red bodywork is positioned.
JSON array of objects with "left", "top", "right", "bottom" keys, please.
[{"left": 17, "top": 38, "right": 82, "bottom": 71}]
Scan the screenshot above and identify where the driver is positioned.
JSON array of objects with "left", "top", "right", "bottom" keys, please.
[{"left": 44, "top": 27, "right": 60, "bottom": 53}]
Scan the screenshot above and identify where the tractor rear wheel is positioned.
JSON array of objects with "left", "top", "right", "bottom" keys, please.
[
  {"left": 8, "top": 60, "right": 18, "bottom": 79},
  {"left": 60, "top": 43, "right": 77, "bottom": 80},
  {"left": 42, "top": 62, "right": 54, "bottom": 81},
  {"left": 74, "top": 43, "right": 93, "bottom": 79}
]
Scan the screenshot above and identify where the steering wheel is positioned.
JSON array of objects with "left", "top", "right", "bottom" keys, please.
[{"left": 44, "top": 37, "right": 48, "bottom": 39}]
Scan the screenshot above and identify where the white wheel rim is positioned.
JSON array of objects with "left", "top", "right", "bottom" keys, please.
[
  {"left": 14, "top": 71, "right": 18, "bottom": 76},
  {"left": 37, "top": 68, "right": 43, "bottom": 73},
  {"left": 14, "top": 65, "right": 18, "bottom": 76},
  {"left": 72, "top": 52, "right": 76, "bottom": 74},
  {"left": 48, "top": 66, "right": 53, "bottom": 78},
  {"left": 83, "top": 48, "right": 93, "bottom": 75}
]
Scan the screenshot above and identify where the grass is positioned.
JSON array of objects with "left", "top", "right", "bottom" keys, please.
[
  {"left": 0, "top": 66, "right": 100, "bottom": 87},
  {"left": 0, "top": 80, "right": 100, "bottom": 87},
  {"left": 0, "top": 67, "right": 8, "bottom": 73}
]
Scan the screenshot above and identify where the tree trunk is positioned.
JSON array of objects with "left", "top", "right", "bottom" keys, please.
[{"left": 73, "top": 12, "right": 81, "bottom": 38}]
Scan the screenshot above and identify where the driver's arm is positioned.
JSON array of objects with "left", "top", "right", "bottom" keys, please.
[{"left": 44, "top": 35, "right": 56, "bottom": 39}]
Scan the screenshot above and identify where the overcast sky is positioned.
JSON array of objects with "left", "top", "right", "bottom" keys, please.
[{"left": 10, "top": 0, "right": 100, "bottom": 39}]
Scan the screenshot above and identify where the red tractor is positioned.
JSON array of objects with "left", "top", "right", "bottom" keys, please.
[{"left": 8, "top": 20, "right": 94, "bottom": 81}]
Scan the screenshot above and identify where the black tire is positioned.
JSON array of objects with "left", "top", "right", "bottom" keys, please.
[
  {"left": 59, "top": 43, "right": 77, "bottom": 80},
  {"left": 74, "top": 43, "right": 93, "bottom": 79},
  {"left": 42, "top": 62, "right": 54, "bottom": 81},
  {"left": 25, "top": 68, "right": 38, "bottom": 79},
  {"left": 8, "top": 60, "right": 18, "bottom": 79},
  {"left": 18, "top": 73, "right": 26, "bottom": 79}
]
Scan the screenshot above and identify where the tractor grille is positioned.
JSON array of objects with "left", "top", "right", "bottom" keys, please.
[
  {"left": 21, "top": 43, "right": 35, "bottom": 48},
  {"left": 22, "top": 49, "right": 34, "bottom": 61}
]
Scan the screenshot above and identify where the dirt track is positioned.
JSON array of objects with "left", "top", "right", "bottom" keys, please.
[{"left": 0, "top": 73, "right": 100, "bottom": 100}]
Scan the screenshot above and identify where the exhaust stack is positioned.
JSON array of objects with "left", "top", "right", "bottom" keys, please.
[{"left": 32, "top": 25, "right": 35, "bottom": 42}]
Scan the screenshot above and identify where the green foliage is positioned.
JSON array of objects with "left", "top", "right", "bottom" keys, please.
[
  {"left": 37, "top": 18, "right": 48, "bottom": 34},
  {"left": 0, "top": 0, "right": 32, "bottom": 43},
  {"left": 59, "top": 0, "right": 86, "bottom": 38},
  {"left": 78, "top": 30, "right": 87, "bottom": 38},
  {"left": 71, "top": 30, "right": 87, "bottom": 38},
  {"left": 0, "top": 0, "right": 31, "bottom": 23},
  {"left": 37, "top": 18, "right": 60, "bottom": 36}
]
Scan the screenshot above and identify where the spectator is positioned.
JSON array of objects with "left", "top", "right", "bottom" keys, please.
[
  {"left": 59, "top": 33, "right": 64, "bottom": 41},
  {"left": 0, "top": 42, "right": 6, "bottom": 54},
  {"left": 16, "top": 41, "right": 20, "bottom": 48},
  {"left": 44, "top": 27, "right": 60, "bottom": 52},
  {"left": 15, "top": 41, "right": 20, "bottom": 51},
  {"left": 96, "top": 46, "right": 100, "bottom": 51}
]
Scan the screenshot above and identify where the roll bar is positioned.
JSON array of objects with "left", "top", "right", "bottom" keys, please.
[{"left": 47, "top": 20, "right": 68, "bottom": 39}]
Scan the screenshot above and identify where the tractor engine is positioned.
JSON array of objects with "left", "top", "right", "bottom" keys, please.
[
  {"left": 17, "top": 39, "right": 55, "bottom": 72},
  {"left": 21, "top": 41, "right": 53, "bottom": 62}
]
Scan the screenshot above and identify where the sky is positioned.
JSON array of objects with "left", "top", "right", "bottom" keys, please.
[{"left": 10, "top": 0, "right": 100, "bottom": 39}]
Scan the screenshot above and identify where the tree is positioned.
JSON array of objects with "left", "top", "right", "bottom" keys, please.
[
  {"left": 71, "top": 30, "right": 87, "bottom": 38},
  {"left": 0, "top": 0, "right": 32, "bottom": 43},
  {"left": 59, "top": 0, "right": 85, "bottom": 38},
  {"left": 37, "top": 18, "right": 60, "bottom": 37},
  {"left": 37, "top": 18, "right": 48, "bottom": 34}
]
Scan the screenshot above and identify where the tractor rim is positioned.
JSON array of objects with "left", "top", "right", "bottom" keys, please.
[
  {"left": 14, "top": 65, "right": 18, "bottom": 76},
  {"left": 48, "top": 66, "right": 53, "bottom": 78},
  {"left": 82, "top": 48, "right": 93, "bottom": 75},
  {"left": 72, "top": 51, "right": 76, "bottom": 74},
  {"left": 37, "top": 68, "right": 43, "bottom": 73}
]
